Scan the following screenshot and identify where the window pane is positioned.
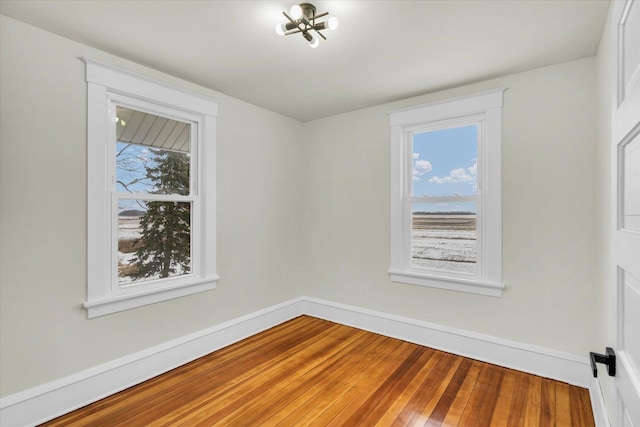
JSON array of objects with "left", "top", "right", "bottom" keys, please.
[
  {"left": 411, "top": 202, "right": 477, "bottom": 274},
  {"left": 115, "top": 106, "right": 191, "bottom": 196},
  {"left": 412, "top": 125, "right": 478, "bottom": 197},
  {"left": 118, "top": 199, "right": 192, "bottom": 285}
]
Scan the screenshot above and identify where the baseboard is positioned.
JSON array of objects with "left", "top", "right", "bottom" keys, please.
[
  {"left": 0, "top": 297, "right": 305, "bottom": 427},
  {"left": 589, "top": 377, "right": 611, "bottom": 427},
  {"left": 1, "top": 296, "right": 595, "bottom": 426},
  {"left": 301, "top": 297, "right": 592, "bottom": 388}
]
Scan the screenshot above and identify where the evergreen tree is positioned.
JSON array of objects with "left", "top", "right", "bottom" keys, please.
[{"left": 131, "top": 149, "right": 191, "bottom": 280}]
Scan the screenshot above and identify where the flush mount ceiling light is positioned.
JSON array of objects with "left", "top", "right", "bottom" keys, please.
[{"left": 275, "top": 3, "right": 338, "bottom": 48}]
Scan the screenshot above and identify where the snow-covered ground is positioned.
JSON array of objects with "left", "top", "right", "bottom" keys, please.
[
  {"left": 117, "top": 216, "right": 190, "bottom": 284},
  {"left": 118, "top": 217, "right": 142, "bottom": 240},
  {"left": 118, "top": 217, "right": 142, "bottom": 284},
  {"left": 411, "top": 214, "right": 477, "bottom": 274}
]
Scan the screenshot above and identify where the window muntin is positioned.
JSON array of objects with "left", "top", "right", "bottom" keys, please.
[{"left": 389, "top": 89, "right": 504, "bottom": 297}]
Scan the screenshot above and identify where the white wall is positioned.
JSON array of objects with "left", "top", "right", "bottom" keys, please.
[
  {"left": 1, "top": 13, "right": 603, "bottom": 402},
  {"left": 301, "top": 58, "right": 598, "bottom": 357},
  {"left": 0, "top": 16, "right": 304, "bottom": 397},
  {"left": 594, "top": 4, "right": 616, "bottom": 418}
]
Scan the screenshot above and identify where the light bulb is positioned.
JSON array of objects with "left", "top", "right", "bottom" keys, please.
[
  {"left": 275, "top": 22, "right": 287, "bottom": 35},
  {"left": 308, "top": 35, "right": 319, "bottom": 48},
  {"left": 290, "top": 4, "right": 302, "bottom": 19},
  {"left": 327, "top": 17, "right": 339, "bottom": 30}
]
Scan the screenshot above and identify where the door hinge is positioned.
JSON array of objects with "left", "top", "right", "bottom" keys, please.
[{"left": 590, "top": 347, "right": 616, "bottom": 377}]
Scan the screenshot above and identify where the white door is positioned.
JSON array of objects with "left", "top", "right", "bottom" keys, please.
[{"left": 612, "top": 0, "right": 640, "bottom": 426}]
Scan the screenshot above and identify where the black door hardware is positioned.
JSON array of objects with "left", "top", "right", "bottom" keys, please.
[{"left": 590, "top": 347, "right": 616, "bottom": 377}]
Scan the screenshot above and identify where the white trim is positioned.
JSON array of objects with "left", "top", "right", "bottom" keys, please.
[
  {"left": 388, "top": 269, "right": 504, "bottom": 297},
  {"left": 82, "top": 277, "right": 219, "bottom": 318},
  {"left": 0, "top": 298, "right": 305, "bottom": 427},
  {"left": 82, "top": 58, "right": 218, "bottom": 117},
  {"left": 389, "top": 88, "right": 505, "bottom": 296},
  {"left": 590, "top": 378, "right": 612, "bottom": 427},
  {"left": 389, "top": 88, "right": 506, "bottom": 126},
  {"left": 0, "top": 296, "right": 594, "bottom": 426},
  {"left": 84, "top": 58, "right": 219, "bottom": 317},
  {"left": 301, "top": 297, "right": 591, "bottom": 387}
]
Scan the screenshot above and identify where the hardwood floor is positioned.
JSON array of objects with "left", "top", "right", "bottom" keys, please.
[{"left": 42, "top": 316, "right": 594, "bottom": 426}]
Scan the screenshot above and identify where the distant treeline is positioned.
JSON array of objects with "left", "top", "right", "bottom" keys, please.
[
  {"left": 119, "top": 209, "right": 146, "bottom": 217},
  {"left": 413, "top": 211, "right": 476, "bottom": 215}
]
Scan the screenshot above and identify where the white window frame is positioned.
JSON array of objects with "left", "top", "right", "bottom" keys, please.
[
  {"left": 388, "top": 89, "right": 505, "bottom": 297},
  {"left": 83, "top": 58, "right": 219, "bottom": 318}
]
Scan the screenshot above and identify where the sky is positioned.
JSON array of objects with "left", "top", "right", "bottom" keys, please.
[
  {"left": 116, "top": 142, "right": 153, "bottom": 193},
  {"left": 412, "top": 124, "right": 478, "bottom": 213},
  {"left": 115, "top": 142, "right": 190, "bottom": 213},
  {"left": 116, "top": 142, "right": 154, "bottom": 213}
]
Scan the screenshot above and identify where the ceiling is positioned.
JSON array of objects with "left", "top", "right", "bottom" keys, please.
[{"left": 0, "top": 0, "right": 610, "bottom": 122}]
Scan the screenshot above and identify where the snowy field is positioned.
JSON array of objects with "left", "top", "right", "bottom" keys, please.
[
  {"left": 411, "top": 214, "right": 477, "bottom": 274},
  {"left": 118, "top": 216, "right": 142, "bottom": 241},
  {"left": 118, "top": 216, "right": 142, "bottom": 284}
]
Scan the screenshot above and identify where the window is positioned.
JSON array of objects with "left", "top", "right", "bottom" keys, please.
[
  {"left": 389, "top": 89, "right": 505, "bottom": 297},
  {"left": 84, "top": 58, "right": 219, "bottom": 317}
]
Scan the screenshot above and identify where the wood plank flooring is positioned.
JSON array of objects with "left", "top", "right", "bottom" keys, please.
[{"left": 41, "top": 316, "right": 594, "bottom": 426}]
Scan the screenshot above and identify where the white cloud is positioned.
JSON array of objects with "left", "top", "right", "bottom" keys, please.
[
  {"left": 428, "top": 167, "right": 475, "bottom": 184},
  {"left": 415, "top": 160, "right": 432, "bottom": 172},
  {"left": 428, "top": 159, "right": 478, "bottom": 185},
  {"left": 413, "top": 153, "right": 420, "bottom": 159},
  {"left": 413, "top": 159, "right": 432, "bottom": 181},
  {"left": 467, "top": 160, "right": 477, "bottom": 176}
]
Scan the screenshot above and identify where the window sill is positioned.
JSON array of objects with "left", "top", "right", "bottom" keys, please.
[
  {"left": 83, "top": 276, "right": 219, "bottom": 318},
  {"left": 388, "top": 269, "right": 504, "bottom": 297}
]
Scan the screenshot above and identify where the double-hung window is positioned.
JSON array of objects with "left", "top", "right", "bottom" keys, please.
[
  {"left": 389, "top": 89, "right": 505, "bottom": 296},
  {"left": 84, "top": 59, "right": 219, "bottom": 317}
]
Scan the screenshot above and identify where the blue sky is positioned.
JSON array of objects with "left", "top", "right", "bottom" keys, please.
[
  {"left": 116, "top": 142, "right": 154, "bottom": 213},
  {"left": 116, "top": 142, "right": 153, "bottom": 195},
  {"left": 116, "top": 142, "right": 191, "bottom": 213},
  {"left": 412, "top": 125, "right": 478, "bottom": 213},
  {"left": 412, "top": 125, "right": 478, "bottom": 197}
]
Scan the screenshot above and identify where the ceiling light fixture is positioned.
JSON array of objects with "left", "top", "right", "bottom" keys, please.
[{"left": 275, "top": 3, "right": 338, "bottom": 48}]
